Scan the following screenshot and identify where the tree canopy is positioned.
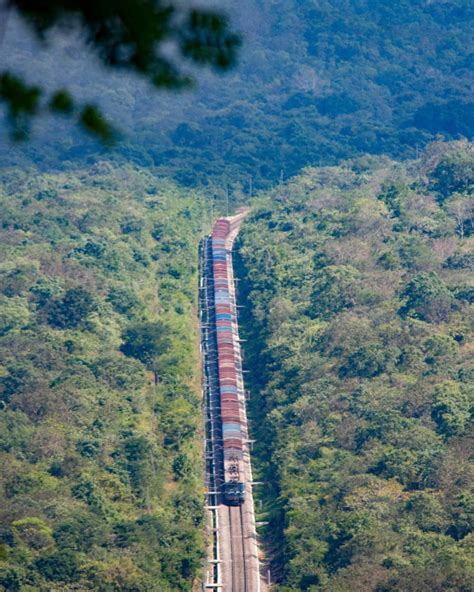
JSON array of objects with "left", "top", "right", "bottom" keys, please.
[{"left": 236, "top": 141, "right": 473, "bottom": 591}]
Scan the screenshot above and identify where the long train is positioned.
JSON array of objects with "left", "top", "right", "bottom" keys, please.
[{"left": 211, "top": 217, "right": 246, "bottom": 506}]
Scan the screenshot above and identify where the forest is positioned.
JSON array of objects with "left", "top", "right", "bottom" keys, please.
[
  {"left": 0, "top": 164, "right": 210, "bottom": 590},
  {"left": 1, "top": 0, "right": 473, "bottom": 187},
  {"left": 0, "top": 1, "right": 473, "bottom": 590},
  {"left": 235, "top": 140, "right": 473, "bottom": 591}
]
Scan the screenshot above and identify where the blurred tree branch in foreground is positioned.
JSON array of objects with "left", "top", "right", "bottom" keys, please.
[{"left": 0, "top": 0, "right": 241, "bottom": 142}]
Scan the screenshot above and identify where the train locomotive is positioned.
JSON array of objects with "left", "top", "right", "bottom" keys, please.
[{"left": 211, "top": 218, "right": 246, "bottom": 506}]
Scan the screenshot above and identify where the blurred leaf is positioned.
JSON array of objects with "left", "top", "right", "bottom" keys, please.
[
  {"left": 50, "top": 89, "right": 74, "bottom": 113},
  {"left": 79, "top": 104, "right": 117, "bottom": 144},
  {"left": 0, "top": 71, "right": 41, "bottom": 140}
]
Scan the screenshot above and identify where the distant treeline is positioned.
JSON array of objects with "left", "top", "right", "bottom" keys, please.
[{"left": 1, "top": 0, "right": 473, "bottom": 187}]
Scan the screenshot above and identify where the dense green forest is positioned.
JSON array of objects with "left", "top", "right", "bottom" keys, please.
[
  {"left": 1, "top": 0, "right": 473, "bottom": 186},
  {"left": 236, "top": 140, "right": 474, "bottom": 591},
  {"left": 0, "top": 1, "right": 473, "bottom": 588},
  {"left": 0, "top": 164, "right": 209, "bottom": 590}
]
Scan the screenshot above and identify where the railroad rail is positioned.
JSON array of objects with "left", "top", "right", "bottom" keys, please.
[{"left": 200, "top": 212, "right": 265, "bottom": 592}]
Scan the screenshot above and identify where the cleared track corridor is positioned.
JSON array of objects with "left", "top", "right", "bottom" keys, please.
[{"left": 199, "top": 213, "right": 266, "bottom": 592}]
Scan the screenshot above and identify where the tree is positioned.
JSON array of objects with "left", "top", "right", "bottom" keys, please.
[
  {"left": 340, "top": 343, "right": 395, "bottom": 378},
  {"left": 35, "top": 550, "right": 80, "bottom": 583},
  {"left": 0, "top": 296, "right": 30, "bottom": 336},
  {"left": 399, "top": 272, "right": 454, "bottom": 323},
  {"left": 46, "top": 287, "right": 96, "bottom": 329},
  {"left": 445, "top": 193, "right": 473, "bottom": 241},
  {"left": 309, "top": 264, "right": 359, "bottom": 319},
  {"left": 431, "top": 381, "right": 470, "bottom": 438},
  {"left": 428, "top": 143, "right": 474, "bottom": 201},
  {"left": 0, "top": 0, "right": 240, "bottom": 140},
  {"left": 120, "top": 321, "right": 170, "bottom": 376},
  {"left": 12, "top": 517, "right": 55, "bottom": 550}
]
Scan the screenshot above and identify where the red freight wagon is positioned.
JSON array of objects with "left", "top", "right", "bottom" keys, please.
[
  {"left": 221, "top": 401, "right": 240, "bottom": 410},
  {"left": 223, "top": 439, "right": 242, "bottom": 449},
  {"left": 221, "top": 414, "right": 240, "bottom": 423},
  {"left": 221, "top": 395, "right": 239, "bottom": 403},
  {"left": 221, "top": 399, "right": 240, "bottom": 410},
  {"left": 220, "top": 381, "right": 238, "bottom": 388},
  {"left": 221, "top": 415, "right": 241, "bottom": 424},
  {"left": 219, "top": 372, "right": 238, "bottom": 379}
]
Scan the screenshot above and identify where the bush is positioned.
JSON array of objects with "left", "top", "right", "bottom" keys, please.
[
  {"left": 0, "top": 568, "right": 22, "bottom": 591},
  {"left": 423, "top": 334, "right": 457, "bottom": 368},
  {"left": 428, "top": 144, "right": 474, "bottom": 201},
  {"left": 12, "top": 517, "right": 54, "bottom": 551}
]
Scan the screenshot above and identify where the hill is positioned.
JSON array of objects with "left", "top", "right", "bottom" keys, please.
[
  {"left": 0, "top": 164, "right": 209, "bottom": 590},
  {"left": 1, "top": 1, "right": 473, "bottom": 186},
  {"left": 235, "top": 140, "right": 474, "bottom": 591}
]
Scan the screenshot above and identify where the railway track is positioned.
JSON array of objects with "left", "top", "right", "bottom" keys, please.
[
  {"left": 200, "top": 212, "right": 264, "bottom": 592},
  {"left": 229, "top": 506, "right": 247, "bottom": 592}
]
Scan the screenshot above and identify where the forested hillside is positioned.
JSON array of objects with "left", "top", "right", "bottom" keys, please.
[
  {"left": 2, "top": 0, "right": 473, "bottom": 186},
  {"left": 236, "top": 140, "right": 474, "bottom": 591},
  {"left": 0, "top": 165, "right": 208, "bottom": 590}
]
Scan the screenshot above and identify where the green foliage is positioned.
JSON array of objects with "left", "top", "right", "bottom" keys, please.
[
  {"left": 340, "top": 343, "right": 396, "bottom": 378},
  {"left": 49, "top": 89, "right": 74, "bottom": 114},
  {"left": 12, "top": 517, "right": 54, "bottom": 550},
  {"left": 235, "top": 143, "right": 473, "bottom": 590},
  {"left": 107, "top": 286, "right": 141, "bottom": 316},
  {"left": 120, "top": 321, "right": 170, "bottom": 369},
  {"left": 428, "top": 144, "right": 474, "bottom": 201},
  {"left": 0, "top": 72, "right": 41, "bottom": 140},
  {"left": 431, "top": 382, "right": 471, "bottom": 438},
  {"left": 309, "top": 265, "right": 359, "bottom": 319},
  {"left": 400, "top": 272, "right": 454, "bottom": 323},
  {"left": 79, "top": 104, "right": 117, "bottom": 144},
  {"left": 0, "top": 567, "right": 23, "bottom": 591},
  {"left": 0, "top": 164, "right": 206, "bottom": 590},
  {"left": 46, "top": 287, "right": 96, "bottom": 328},
  {"left": 35, "top": 550, "right": 80, "bottom": 583},
  {"left": 0, "top": 296, "right": 30, "bottom": 336}
]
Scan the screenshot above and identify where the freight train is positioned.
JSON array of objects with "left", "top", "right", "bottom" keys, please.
[{"left": 211, "top": 218, "right": 246, "bottom": 506}]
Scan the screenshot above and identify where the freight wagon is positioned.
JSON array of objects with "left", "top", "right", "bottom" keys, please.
[{"left": 211, "top": 218, "right": 246, "bottom": 506}]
